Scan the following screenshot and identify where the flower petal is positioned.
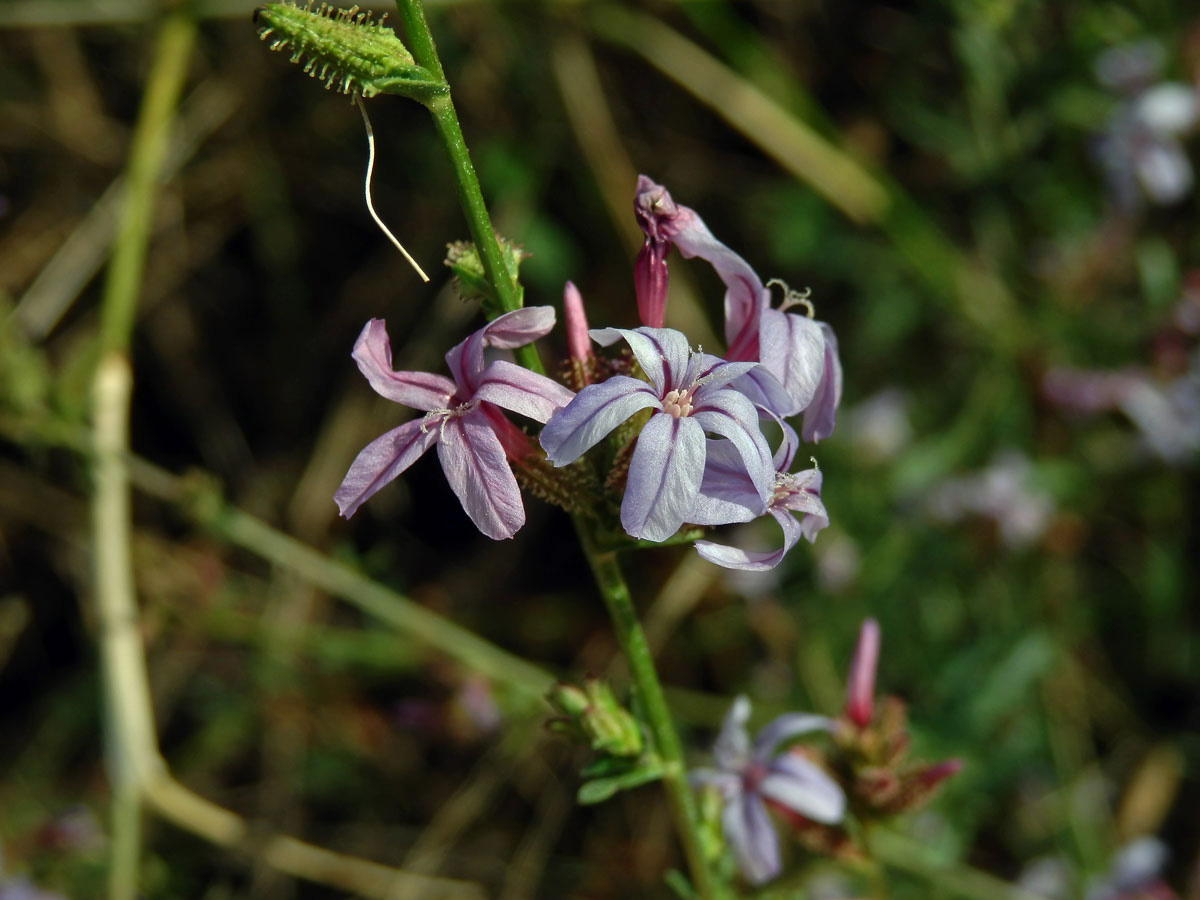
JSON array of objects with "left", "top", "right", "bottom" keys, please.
[
  {"left": 759, "top": 753, "right": 845, "bottom": 825},
  {"left": 444, "top": 307, "right": 558, "bottom": 393},
  {"left": 801, "top": 323, "right": 843, "bottom": 443},
  {"left": 690, "top": 440, "right": 765, "bottom": 526},
  {"left": 754, "top": 712, "right": 836, "bottom": 757},
  {"left": 712, "top": 695, "right": 752, "bottom": 771},
  {"left": 436, "top": 412, "right": 525, "bottom": 539},
  {"left": 482, "top": 306, "right": 557, "bottom": 349},
  {"left": 692, "top": 509, "right": 801, "bottom": 572},
  {"left": 334, "top": 419, "right": 439, "bottom": 518},
  {"left": 621, "top": 413, "right": 705, "bottom": 542},
  {"left": 663, "top": 212, "right": 767, "bottom": 357},
  {"left": 351, "top": 320, "right": 457, "bottom": 411},
  {"left": 688, "top": 768, "right": 741, "bottom": 799},
  {"left": 691, "top": 389, "right": 774, "bottom": 502},
  {"left": 731, "top": 367, "right": 796, "bottom": 420},
  {"left": 590, "top": 327, "right": 690, "bottom": 395},
  {"left": 539, "top": 375, "right": 659, "bottom": 465},
  {"left": 722, "top": 794, "right": 781, "bottom": 886},
  {"left": 758, "top": 308, "right": 826, "bottom": 416},
  {"left": 474, "top": 360, "right": 575, "bottom": 423}
]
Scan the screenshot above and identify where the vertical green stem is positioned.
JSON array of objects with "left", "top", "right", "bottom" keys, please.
[
  {"left": 99, "top": 12, "right": 196, "bottom": 356},
  {"left": 577, "top": 524, "right": 723, "bottom": 900},
  {"left": 393, "top": 1, "right": 542, "bottom": 365},
  {"left": 93, "top": 12, "right": 195, "bottom": 899}
]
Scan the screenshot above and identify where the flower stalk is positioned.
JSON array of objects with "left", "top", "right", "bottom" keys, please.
[
  {"left": 391, "top": 0, "right": 544, "bottom": 373},
  {"left": 575, "top": 520, "right": 724, "bottom": 900}
]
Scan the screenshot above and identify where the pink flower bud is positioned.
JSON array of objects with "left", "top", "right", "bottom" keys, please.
[
  {"left": 562, "top": 281, "right": 593, "bottom": 366},
  {"left": 845, "top": 618, "right": 881, "bottom": 728}
]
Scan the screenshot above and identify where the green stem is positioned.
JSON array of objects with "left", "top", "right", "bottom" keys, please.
[
  {"left": 392, "top": 0, "right": 544, "bottom": 374},
  {"left": 93, "top": 13, "right": 195, "bottom": 898},
  {"left": 869, "top": 829, "right": 1046, "bottom": 900},
  {"left": 99, "top": 12, "right": 196, "bottom": 357},
  {"left": 576, "top": 521, "right": 723, "bottom": 900}
]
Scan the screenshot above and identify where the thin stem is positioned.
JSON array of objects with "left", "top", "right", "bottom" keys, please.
[
  {"left": 392, "top": 0, "right": 544, "bottom": 374},
  {"left": 125, "top": 457, "right": 556, "bottom": 703},
  {"left": 575, "top": 522, "right": 724, "bottom": 900},
  {"left": 869, "top": 829, "right": 1047, "bottom": 900},
  {"left": 98, "top": 12, "right": 196, "bottom": 357},
  {"left": 93, "top": 13, "right": 195, "bottom": 898}
]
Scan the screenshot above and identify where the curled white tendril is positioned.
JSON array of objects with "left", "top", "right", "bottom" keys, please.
[{"left": 355, "top": 94, "right": 429, "bottom": 283}]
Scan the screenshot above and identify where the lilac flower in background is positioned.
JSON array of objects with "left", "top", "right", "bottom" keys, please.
[
  {"left": 539, "top": 326, "right": 774, "bottom": 541},
  {"left": 925, "top": 451, "right": 1055, "bottom": 548},
  {"left": 335, "top": 307, "right": 575, "bottom": 539},
  {"left": 691, "top": 419, "right": 829, "bottom": 571},
  {"left": 1044, "top": 362, "right": 1200, "bottom": 465},
  {"left": 690, "top": 696, "right": 845, "bottom": 885},
  {"left": 845, "top": 388, "right": 913, "bottom": 464},
  {"left": 634, "top": 176, "right": 837, "bottom": 426},
  {"left": 1094, "top": 41, "right": 1200, "bottom": 211}
]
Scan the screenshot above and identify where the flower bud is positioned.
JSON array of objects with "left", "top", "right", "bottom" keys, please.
[{"left": 844, "top": 618, "right": 880, "bottom": 728}]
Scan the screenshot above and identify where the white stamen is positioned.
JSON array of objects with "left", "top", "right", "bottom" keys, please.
[{"left": 767, "top": 277, "right": 815, "bottom": 318}]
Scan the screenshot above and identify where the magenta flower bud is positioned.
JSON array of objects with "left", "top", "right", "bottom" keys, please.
[
  {"left": 563, "top": 281, "right": 593, "bottom": 365},
  {"left": 845, "top": 618, "right": 881, "bottom": 728},
  {"left": 634, "top": 175, "right": 689, "bottom": 329},
  {"left": 634, "top": 240, "right": 669, "bottom": 328},
  {"left": 915, "top": 758, "right": 964, "bottom": 788}
]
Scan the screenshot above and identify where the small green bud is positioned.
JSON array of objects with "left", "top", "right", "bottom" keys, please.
[
  {"left": 547, "top": 682, "right": 590, "bottom": 718},
  {"left": 545, "top": 678, "right": 643, "bottom": 758},
  {"left": 445, "top": 239, "right": 529, "bottom": 309},
  {"left": 582, "top": 677, "right": 643, "bottom": 757}
]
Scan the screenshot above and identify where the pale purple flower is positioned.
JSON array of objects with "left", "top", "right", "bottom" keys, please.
[
  {"left": 925, "top": 451, "right": 1054, "bottom": 548},
  {"left": 690, "top": 696, "right": 845, "bottom": 886},
  {"left": 634, "top": 176, "right": 838, "bottom": 426},
  {"left": 335, "top": 308, "right": 575, "bottom": 539},
  {"left": 1094, "top": 43, "right": 1199, "bottom": 210},
  {"left": 539, "top": 326, "right": 774, "bottom": 542},
  {"left": 691, "top": 420, "right": 829, "bottom": 571}
]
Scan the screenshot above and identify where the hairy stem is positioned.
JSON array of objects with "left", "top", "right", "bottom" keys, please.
[
  {"left": 576, "top": 522, "right": 724, "bottom": 900},
  {"left": 392, "top": 0, "right": 544, "bottom": 374}
]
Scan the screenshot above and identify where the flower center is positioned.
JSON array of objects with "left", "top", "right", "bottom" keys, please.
[
  {"left": 661, "top": 387, "right": 695, "bottom": 418},
  {"left": 420, "top": 399, "right": 478, "bottom": 439},
  {"left": 742, "top": 760, "right": 768, "bottom": 794}
]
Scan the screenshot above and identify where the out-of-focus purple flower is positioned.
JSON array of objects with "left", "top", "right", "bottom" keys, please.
[
  {"left": 540, "top": 326, "right": 774, "bottom": 541},
  {"left": 1094, "top": 42, "right": 1199, "bottom": 210},
  {"left": 925, "top": 451, "right": 1054, "bottom": 548},
  {"left": 0, "top": 878, "right": 68, "bottom": 900},
  {"left": 335, "top": 308, "right": 575, "bottom": 539},
  {"left": 1087, "top": 837, "right": 1177, "bottom": 900},
  {"left": 846, "top": 388, "right": 912, "bottom": 463},
  {"left": 844, "top": 619, "right": 880, "bottom": 729},
  {"left": 1044, "top": 361, "right": 1200, "bottom": 465},
  {"left": 690, "top": 696, "right": 845, "bottom": 886},
  {"left": 633, "top": 177, "right": 835, "bottom": 423},
  {"left": 691, "top": 419, "right": 828, "bottom": 571}
]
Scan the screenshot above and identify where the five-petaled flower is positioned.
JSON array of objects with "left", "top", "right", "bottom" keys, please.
[
  {"left": 690, "top": 418, "right": 830, "bottom": 570},
  {"left": 634, "top": 176, "right": 841, "bottom": 436},
  {"left": 690, "top": 696, "right": 845, "bottom": 886},
  {"left": 335, "top": 307, "right": 574, "bottom": 539},
  {"left": 539, "top": 326, "right": 775, "bottom": 542}
]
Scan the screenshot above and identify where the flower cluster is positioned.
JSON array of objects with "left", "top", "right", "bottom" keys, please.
[
  {"left": 690, "top": 620, "right": 962, "bottom": 886},
  {"left": 336, "top": 177, "right": 842, "bottom": 570}
]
